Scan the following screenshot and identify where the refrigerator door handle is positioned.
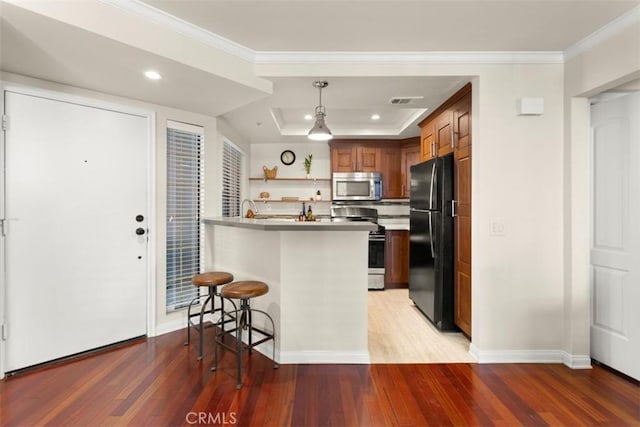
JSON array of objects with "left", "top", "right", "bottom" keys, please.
[
  {"left": 451, "top": 199, "right": 456, "bottom": 217},
  {"left": 428, "top": 211, "right": 435, "bottom": 258},
  {"left": 429, "top": 162, "right": 436, "bottom": 210}
]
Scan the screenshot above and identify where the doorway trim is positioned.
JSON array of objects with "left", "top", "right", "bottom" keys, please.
[
  {"left": 0, "top": 83, "right": 157, "bottom": 379},
  {"left": 565, "top": 73, "right": 640, "bottom": 369}
]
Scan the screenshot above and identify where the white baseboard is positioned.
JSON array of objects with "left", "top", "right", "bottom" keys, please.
[
  {"left": 561, "top": 351, "right": 592, "bottom": 369},
  {"left": 152, "top": 312, "right": 222, "bottom": 337},
  {"left": 470, "top": 344, "right": 592, "bottom": 369},
  {"left": 278, "top": 350, "right": 371, "bottom": 364},
  {"left": 153, "top": 317, "right": 369, "bottom": 365},
  {"left": 153, "top": 317, "right": 186, "bottom": 337}
]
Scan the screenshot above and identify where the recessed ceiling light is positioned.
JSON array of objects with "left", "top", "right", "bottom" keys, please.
[
  {"left": 371, "top": 114, "right": 381, "bottom": 120},
  {"left": 144, "top": 70, "right": 162, "bottom": 80},
  {"left": 304, "top": 114, "right": 313, "bottom": 120}
]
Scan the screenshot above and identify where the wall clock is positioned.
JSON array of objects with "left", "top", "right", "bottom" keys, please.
[{"left": 280, "top": 150, "right": 296, "bottom": 165}]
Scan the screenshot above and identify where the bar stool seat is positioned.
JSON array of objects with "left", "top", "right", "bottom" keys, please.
[
  {"left": 212, "top": 280, "right": 278, "bottom": 389},
  {"left": 185, "top": 271, "right": 234, "bottom": 360}
]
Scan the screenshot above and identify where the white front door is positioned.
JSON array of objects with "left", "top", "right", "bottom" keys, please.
[
  {"left": 3, "top": 91, "right": 149, "bottom": 372},
  {"left": 590, "top": 91, "right": 640, "bottom": 380}
]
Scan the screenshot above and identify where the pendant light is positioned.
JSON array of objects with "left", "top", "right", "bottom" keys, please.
[{"left": 307, "top": 81, "right": 333, "bottom": 141}]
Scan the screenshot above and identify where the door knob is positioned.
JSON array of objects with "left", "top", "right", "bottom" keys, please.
[{"left": 135, "top": 227, "right": 146, "bottom": 236}]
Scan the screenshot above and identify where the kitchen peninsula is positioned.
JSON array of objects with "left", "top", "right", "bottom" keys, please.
[{"left": 203, "top": 217, "right": 376, "bottom": 364}]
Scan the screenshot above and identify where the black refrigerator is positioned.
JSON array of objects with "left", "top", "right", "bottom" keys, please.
[{"left": 409, "top": 153, "right": 456, "bottom": 331}]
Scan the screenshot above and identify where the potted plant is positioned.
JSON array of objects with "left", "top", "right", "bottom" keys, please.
[{"left": 304, "top": 154, "right": 313, "bottom": 178}]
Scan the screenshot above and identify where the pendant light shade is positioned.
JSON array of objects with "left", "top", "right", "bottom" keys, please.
[{"left": 308, "top": 81, "right": 333, "bottom": 141}]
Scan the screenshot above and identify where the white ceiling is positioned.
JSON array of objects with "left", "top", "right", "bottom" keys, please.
[
  {"left": 143, "top": 0, "right": 638, "bottom": 52},
  {"left": 1, "top": 0, "right": 638, "bottom": 144}
]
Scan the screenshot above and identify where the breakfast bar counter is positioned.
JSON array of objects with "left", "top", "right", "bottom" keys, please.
[{"left": 202, "top": 217, "right": 375, "bottom": 364}]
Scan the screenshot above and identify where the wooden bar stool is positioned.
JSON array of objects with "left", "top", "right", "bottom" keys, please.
[
  {"left": 185, "top": 271, "right": 234, "bottom": 360},
  {"left": 211, "top": 280, "right": 278, "bottom": 389}
]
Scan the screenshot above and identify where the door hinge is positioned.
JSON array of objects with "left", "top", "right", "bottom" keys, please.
[
  {"left": 1, "top": 323, "right": 7, "bottom": 341},
  {"left": 2, "top": 115, "right": 8, "bottom": 131},
  {"left": 0, "top": 219, "right": 6, "bottom": 236}
]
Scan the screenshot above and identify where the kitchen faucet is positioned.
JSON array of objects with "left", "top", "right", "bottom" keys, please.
[{"left": 241, "top": 199, "right": 258, "bottom": 217}]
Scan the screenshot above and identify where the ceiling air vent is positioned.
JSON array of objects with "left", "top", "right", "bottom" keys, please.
[{"left": 389, "top": 96, "right": 424, "bottom": 105}]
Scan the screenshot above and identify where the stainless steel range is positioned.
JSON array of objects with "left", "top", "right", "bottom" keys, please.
[{"left": 331, "top": 206, "right": 386, "bottom": 290}]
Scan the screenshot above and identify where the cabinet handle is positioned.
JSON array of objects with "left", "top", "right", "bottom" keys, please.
[
  {"left": 451, "top": 126, "right": 455, "bottom": 149},
  {"left": 451, "top": 199, "right": 456, "bottom": 217}
]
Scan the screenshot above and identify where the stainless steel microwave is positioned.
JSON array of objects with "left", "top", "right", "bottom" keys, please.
[{"left": 332, "top": 172, "right": 383, "bottom": 201}]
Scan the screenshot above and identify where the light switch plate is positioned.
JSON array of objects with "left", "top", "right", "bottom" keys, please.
[{"left": 490, "top": 221, "right": 505, "bottom": 236}]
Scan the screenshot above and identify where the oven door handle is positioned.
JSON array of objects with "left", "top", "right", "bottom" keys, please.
[{"left": 369, "top": 236, "right": 386, "bottom": 242}]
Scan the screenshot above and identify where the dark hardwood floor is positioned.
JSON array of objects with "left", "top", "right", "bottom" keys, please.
[{"left": 1, "top": 328, "right": 638, "bottom": 426}]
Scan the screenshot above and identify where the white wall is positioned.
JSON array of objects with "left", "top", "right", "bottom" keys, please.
[
  {"left": 563, "top": 10, "right": 640, "bottom": 363},
  {"left": 249, "top": 142, "right": 332, "bottom": 216},
  {"left": 472, "top": 65, "right": 564, "bottom": 354}
]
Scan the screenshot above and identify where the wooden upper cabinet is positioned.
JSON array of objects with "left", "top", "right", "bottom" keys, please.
[
  {"left": 358, "top": 146, "right": 381, "bottom": 172},
  {"left": 436, "top": 110, "right": 454, "bottom": 157},
  {"left": 400, "top": 144, "right": 421, "bottom": 198},
  {"left": 330, "top": 139, "right": 417, "bottom": 199},
  {"left": 381, "top": 147, "right": 402, "bottom": 198},
  {"left": 453, "top": 95, "right": 471, "bottom": 153},
  {"left": 331, "top": 146, "right": 357, "bottom": 172},
  {"left": 420, "top": 120, "right": 436, "bottom": 161},
  {"left": 330, "top": 144, "right": 381, "bottom": 173}
]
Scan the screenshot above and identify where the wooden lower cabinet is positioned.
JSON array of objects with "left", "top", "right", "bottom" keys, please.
[{"left": 384, "top": 230, "right": 409, "bottom": 287}]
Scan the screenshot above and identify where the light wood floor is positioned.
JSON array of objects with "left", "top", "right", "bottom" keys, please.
[{"left": 368, "top": 288, "right": 475, "bottom": 363}]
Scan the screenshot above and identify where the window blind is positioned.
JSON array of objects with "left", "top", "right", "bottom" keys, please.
[
  {"left": 166, "top": 123, "right": 204, "bottom": 311},
  {"left": 222, "top": 141, "right": 243, "bottom": 217}
]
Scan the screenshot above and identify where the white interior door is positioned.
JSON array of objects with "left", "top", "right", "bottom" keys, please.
[
  {"left": 4, "top": 91, "right": 149, "bottom": 372},
  {"left": 590, "top": 91, "right": 640, "bottom": 380}
]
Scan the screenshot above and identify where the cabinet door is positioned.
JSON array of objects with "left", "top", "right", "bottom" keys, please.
[
  {"left": 385, "top": 230, "right": 409, "bottom": 287},
  {"left": 358, "top": 146, "right": 381, "bottom": 172},
  {"left": 381, "top": 147, "right": 402, "bottom": 198},
  {"left": 420, "top": 120, "right": 436, "bottom": 161},
  {"left": 401, "top": 144, "right": 421, "bottom": 198},
  {"left": 453, "top": 96, "right": 471, "bottom": 152},
  {"left": 454, "top": 95, "right": 472, "bottom": 337},
  {"left": 436, "top": 110, "right": 454, "bottom": 157},
  {"left": 331, "top": 146, "right": 356, "bottom": 172}
]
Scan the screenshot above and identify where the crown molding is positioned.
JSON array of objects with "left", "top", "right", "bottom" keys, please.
[
  {"left": 254, "top": 51, "right": 564, "bottom": 64},
  {"left": 99, "top": 0, "right": 257, "bottom": 62},
  {"left": 102, "top": 0, "right": 637, "bottom": 66},
  {"left": 564, "top": 5, "right": 640, "bottom": 61}
]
